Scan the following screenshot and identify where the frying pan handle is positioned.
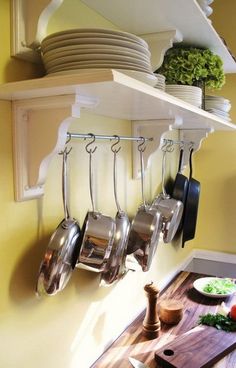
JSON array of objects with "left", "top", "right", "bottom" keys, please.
[
  {"left": 189, "top": 148, "right": 194, "bottom": 179},
  {"left": 161, "top": 150, "right": 168, "bottom": 197},
  {"left": 178, "top": 149, "right": 184, "bottom": 173}
]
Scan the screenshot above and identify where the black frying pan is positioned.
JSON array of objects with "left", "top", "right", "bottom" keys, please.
[
  {"left": 182, "top": 148, "right": 200, "bottom": 248},
  {"left": 172, "top": 148, "right": 188, "bottom": 232}
]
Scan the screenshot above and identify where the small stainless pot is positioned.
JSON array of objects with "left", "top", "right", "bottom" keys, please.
[
  {"left": 78, "top": 211, "right": 115, "bottom": 272},
  {"left": 127, "top": 204, "right": 162, "bottom": 271},
  {"left": 77, "top": 135, "right": 116, "bottom": 272},
  {"left": 101, "top": 138, "right": 130, "bottom": 285},
  {"left": 152, "top": 194, "right": 183, "bottom": 243},
  {"left": 127, "top": 139, "right": 161, "bottom": 272},
  {"left": 101, "top": 210, "right": 130, "bottom": 284},
  {"left": 36, "top": 148, "right": 81, "bottom": 296},
  {"left": 151, "top": 147, "right": 183, "bottom": 243}
]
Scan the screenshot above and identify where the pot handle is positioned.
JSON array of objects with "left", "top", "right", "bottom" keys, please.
[
  {"left": 138, "top": 137, "right": 146, "bottom": 207},
  {"left": 111, "top": 136, "right": 122, "bottom": 214},
  {"left": 85, "top": 134, "right": 97, "bottom": 213},
  {"left": 62, "top": 148, "right": 71, "bottom": 221}
]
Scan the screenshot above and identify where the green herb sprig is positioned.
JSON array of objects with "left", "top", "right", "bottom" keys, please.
[{"left": 199, "top": 313, "right": 236, "bottom": 332}]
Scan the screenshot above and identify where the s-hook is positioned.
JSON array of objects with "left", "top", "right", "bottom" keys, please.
[
  {"left": 137, "top": 136, "right": 146, "bottom": 153},
  {"left": 59, "top": 136, "right": 72, "bottom": 156},
  {"left": 85, "top": 133, "right": 98, "bottom": 154},
  {"left": 111, "top": 135, "right": 121, "bottom": 154},
  {"left": 161, "top": 139, "right": 174, "bottom": 153}
]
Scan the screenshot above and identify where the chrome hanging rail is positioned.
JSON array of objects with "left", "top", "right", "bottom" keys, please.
[
  {"left": 66, "top": 133, "right": 195, "bottom": 148},
  {"left": 67, "top": 132, "right": 153, "bottom": 143},
  {"left": 162, "top": 138, "right": 194, "bottom": 147}
]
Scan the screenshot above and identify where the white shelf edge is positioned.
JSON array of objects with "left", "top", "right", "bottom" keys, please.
[
  {"left": 0, "top": 70, "right": 235, "bottom": 132},
  {"left": 81, "top": 0, "right": 236, "bottom": 73},
  {"left": 1, "top": 69, "right": 235, "bottom": 201},
  {"left": 10, "top": 0, "right": 236, "bottom": 72}
]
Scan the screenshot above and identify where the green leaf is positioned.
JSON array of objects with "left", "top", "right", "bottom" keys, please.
[{"left": 157, "top": 46, "right": 225, "bottom": 89}]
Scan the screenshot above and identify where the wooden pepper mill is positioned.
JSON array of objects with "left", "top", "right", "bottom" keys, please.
[{"left": 142, "top": 282, "right": 161, "bottom": 339}]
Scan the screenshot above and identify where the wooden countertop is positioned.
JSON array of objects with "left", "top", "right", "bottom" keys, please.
[{"left": 91, "top": 272, "right": 236, "bottom": 368}]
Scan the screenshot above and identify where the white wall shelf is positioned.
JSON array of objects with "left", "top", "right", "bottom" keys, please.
[
  {"left": 11, "top": 0, "right": 236, "bottom": 72},
  {"left": 81, "top": 0, "right": 236, "bottom": 73},
  {"left": 1, "top": 70, "right": 235, "bottom": 130},
  {"left": 0, "top": 70, "right": 235, "bottom": 201}
]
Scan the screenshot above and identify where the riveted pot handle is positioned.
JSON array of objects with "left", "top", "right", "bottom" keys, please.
[{"left": 62, "top": 149, "right": 70, "bottom": 221}]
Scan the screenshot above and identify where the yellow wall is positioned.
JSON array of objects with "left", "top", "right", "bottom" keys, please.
[
  {"left": 0, "top": 1, "right": 235, "bottom": 367},
  {"left": 192, "top": 0, "right": 236, "bottom": 252}
]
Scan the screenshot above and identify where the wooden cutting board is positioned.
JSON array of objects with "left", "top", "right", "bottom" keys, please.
[{"left": 155, "top": 325, "right": 236, "bottom": 368}]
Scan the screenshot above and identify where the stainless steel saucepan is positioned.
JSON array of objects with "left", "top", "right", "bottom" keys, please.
[
  {"left": 101, "top": 136, "right": 130, "bottom": 285},
  {"left": 151, "top": 143, "right": 183, "bottom": 243},
  {"left": 77, "top": 134, "right": 116, "bottom": 272},
  {"left": 127, "top": 138, "right": 162, "bottom": 272},
  {"left": 36, "top": 147, "right": 81, "bottom": 296}
]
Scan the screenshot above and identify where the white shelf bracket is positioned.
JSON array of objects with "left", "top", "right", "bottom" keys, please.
[
  {"left": 11, "top": 0, "right": 65, "bottom": 62},
  {"left": 13, "top": 94, "right": 97, "bottom": 201},
  {"left": 140, "top": 30, "right": 183, "bottom": 71},
  {"left": 132, "top": 118, "right": 175, "bottom": 178},
  {"left": 178, "top": 128, "right": 212, "bottom": 171},
  {"left": 132, "top": 117, "right": 212, "bottom": 178}
]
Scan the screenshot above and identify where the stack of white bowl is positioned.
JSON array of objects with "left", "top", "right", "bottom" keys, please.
[
  {"left": 154, "top": 73, "right": 166, "bottom": 91},
  {"left": 205, "top": 95, "right": 232, "bottom": 121},
  {"left": 196, "top": 0, "right": 214, "bottom": 18},
  {"left": 165, "top": 85, "right": 202, "bottom": 108},
  {"left": 40, "top": 28, "right": 157, "bottom": 86}
]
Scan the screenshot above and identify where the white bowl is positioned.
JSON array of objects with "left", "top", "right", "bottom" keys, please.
[{"left": 193, "top": 277, "right": 236, "bottom": 298}]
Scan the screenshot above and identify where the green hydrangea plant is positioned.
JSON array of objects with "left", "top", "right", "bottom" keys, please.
[{"left": 157, "top": 47, "right": 225, "bottom": 89}]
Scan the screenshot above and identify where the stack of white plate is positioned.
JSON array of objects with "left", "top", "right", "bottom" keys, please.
[
  {"left": 165, "top": 85, "right": 202, "bottom": 107},
  {"left": 154, "top": 73, "right": 166, "bottom": 91},
  {"left": 196, "top": 0, "right": 214, "bottom": 18},
  {"left": 205, "top": 95, "right": 232, "bottom": 121},
  {"left": 41, "top": 28, "right": 157, "bottom": 86}
]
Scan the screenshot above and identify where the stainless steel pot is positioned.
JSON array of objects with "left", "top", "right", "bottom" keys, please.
[
  {"left": 127, "top": 139, "right": 162, "bottom": 272},
  {"left": 151, "top": 146, "right": 183, "bottom": 243},
  {"left": 77, "top": 135, "right": 116, "bottom": 272},
  {"left": 36, "top": 148, "right": 81, "bottom": 296},
  {"left": 101, "top": 137, "right": 130, "bottom": 285}
]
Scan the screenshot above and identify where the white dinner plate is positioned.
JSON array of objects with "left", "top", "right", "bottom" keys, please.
[
  {"left": 42, "top": 46, "right": 150, "bottom": 64},
  {"left": 166, "top": 87, "right": 202, "bottom": 93},
  {"left": 41, "top": 31, "right": 148, "bottom": 51},
  {"left": 205, "top": 102, "right": 231, "bottom": 112},
  {"left": 46, "top": 63, "right": 153, "bottom": 75},
  {"left": 44, "top": 53, "right": 151, "bottom": 69},
  {"left": 42, "top": 28, "right": 148, "bottom": 48},
  {"left": 193, "top": 277, "right": 236, "bottom": 298},
  {"left": 166, "top": 84, "right": 202, "bottom": 90},
  {"left": 45, "top": 68, "right": 157, "bottom": 86},
  {"left": 205, "top": 95, "right": 230, "bottom": 103},
  {"left": 166, "top": 91, "right": 202, "bottom": 97},
  {"left": 41, "top": 37, "right": 150, "bottom": 57}
]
